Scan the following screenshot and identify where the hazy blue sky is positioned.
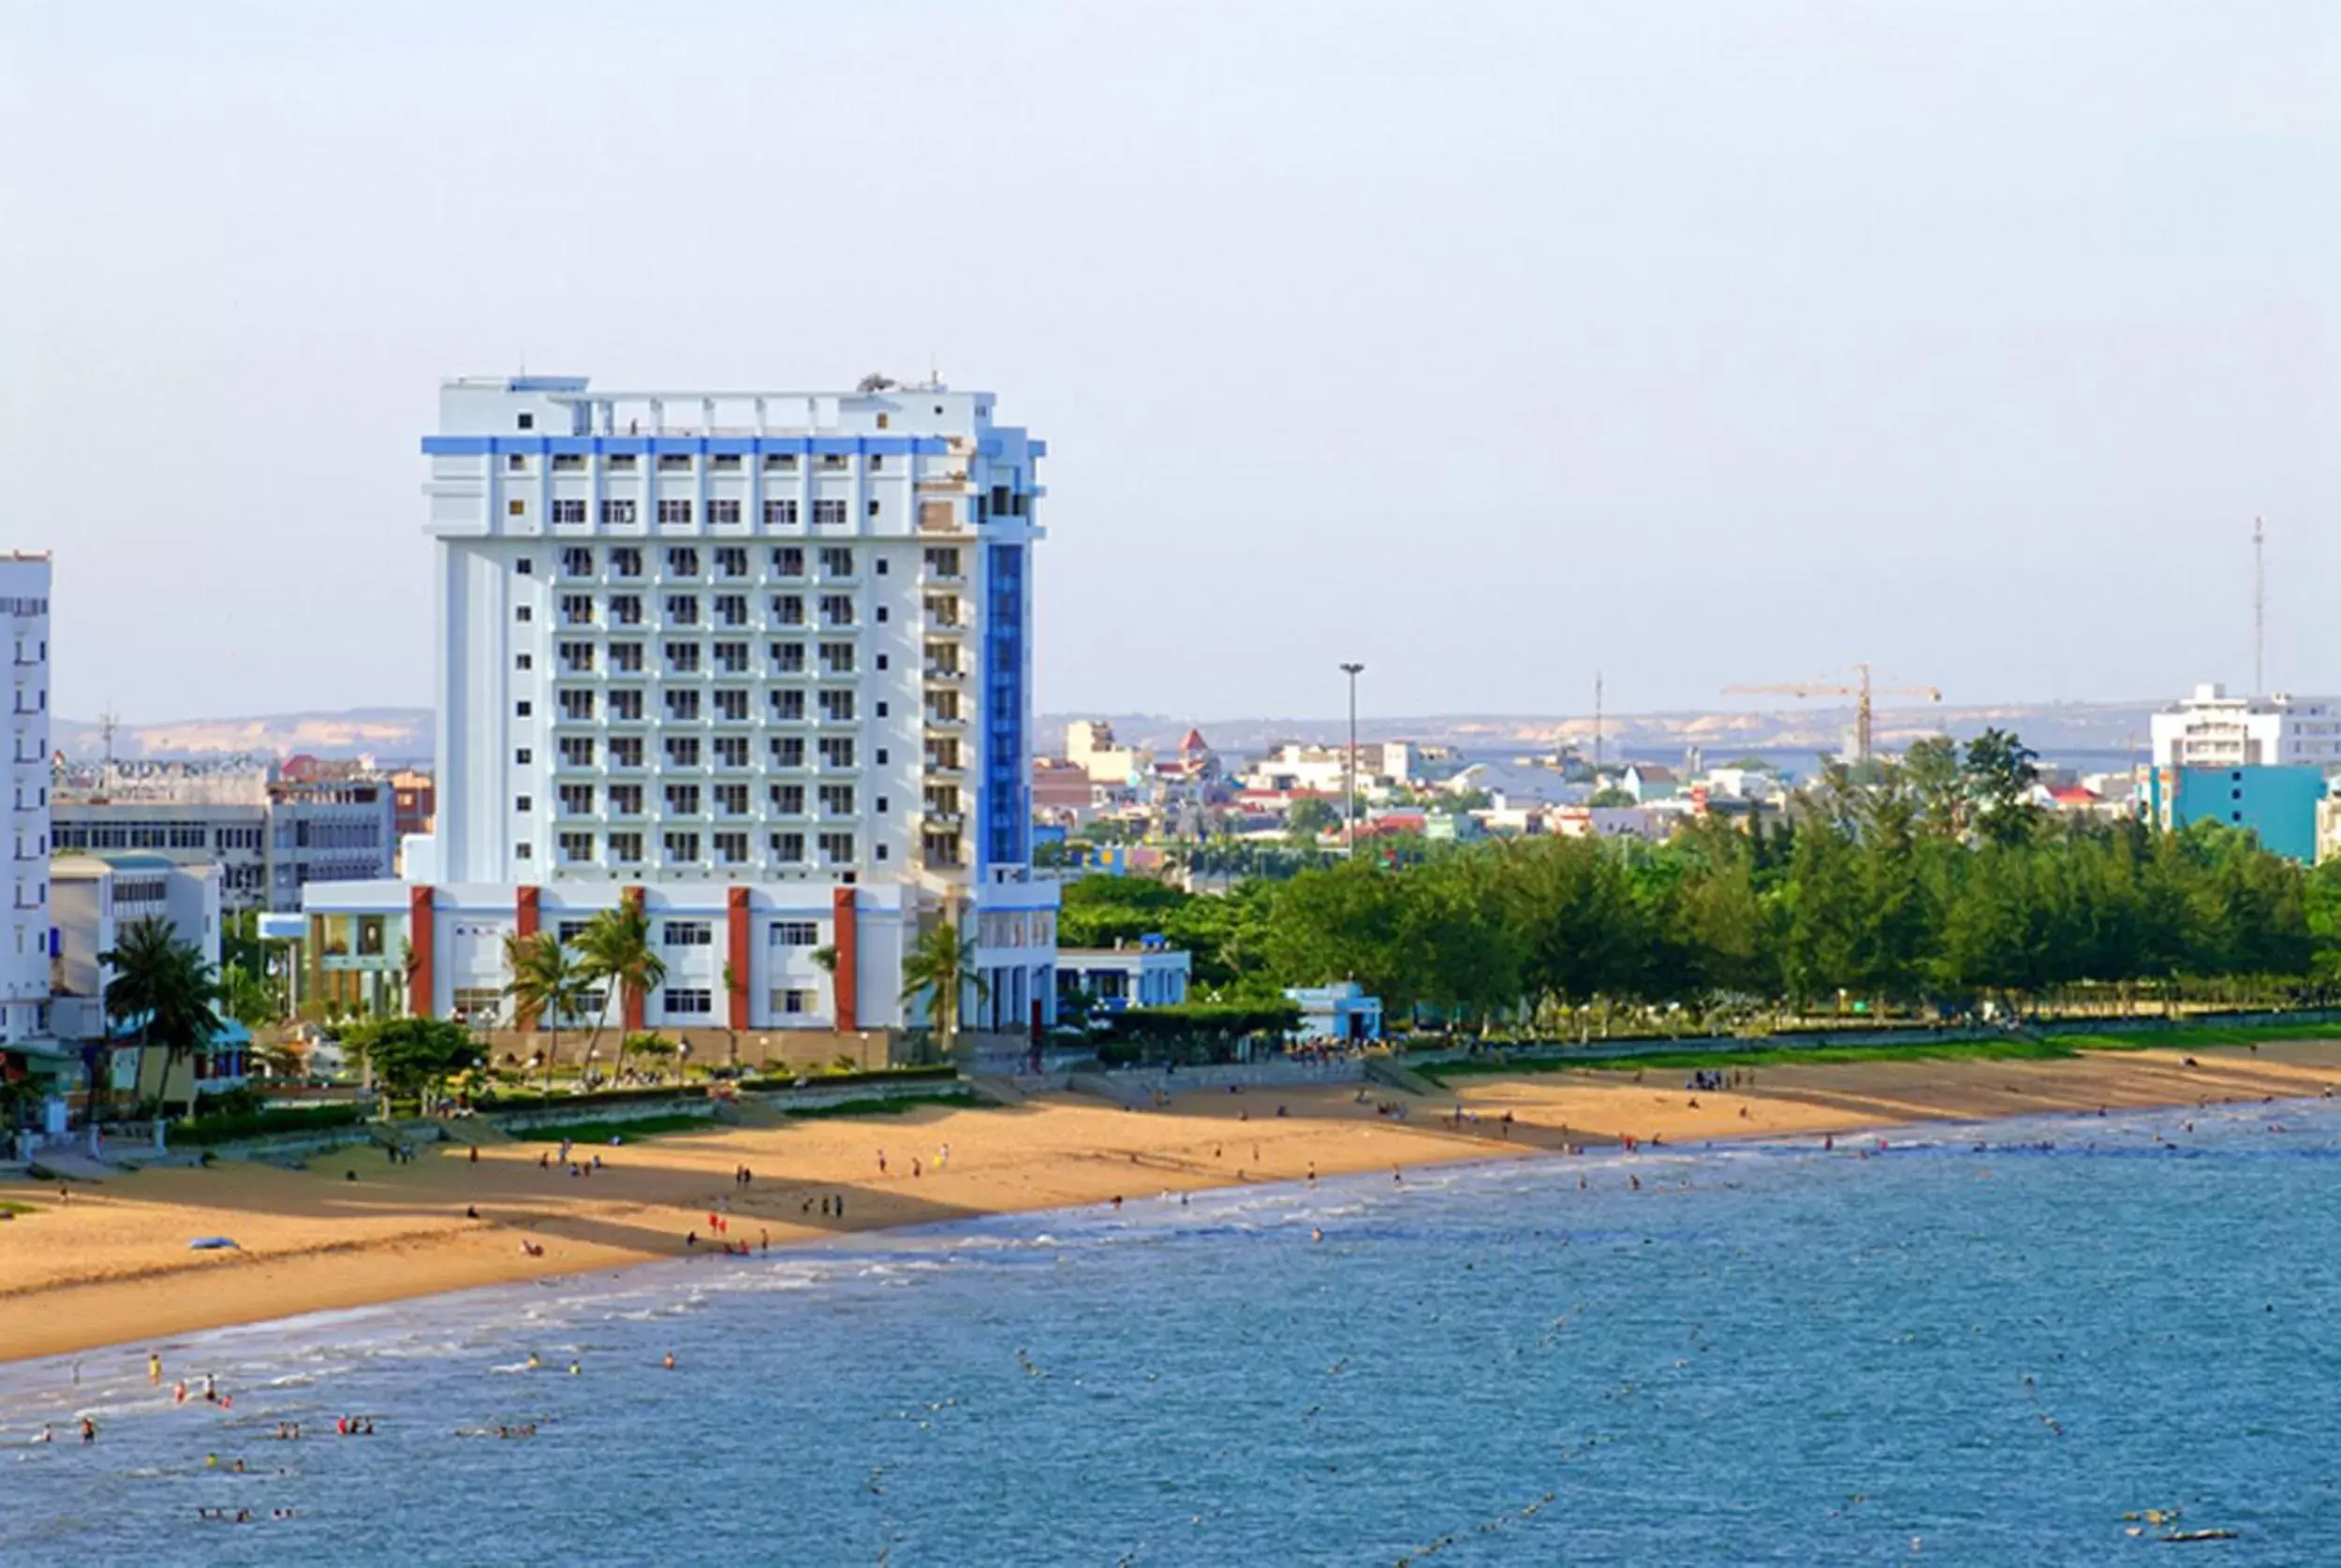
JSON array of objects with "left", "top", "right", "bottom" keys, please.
[{"left": 2, "top": 2, "right": 2332, "bottom": 726}]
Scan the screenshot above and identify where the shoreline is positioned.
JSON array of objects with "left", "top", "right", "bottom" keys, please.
[{"left": 6, "top": 1040, "right": 2338, "bottom": 1369}]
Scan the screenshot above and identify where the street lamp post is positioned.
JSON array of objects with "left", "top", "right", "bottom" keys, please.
[{"left": 1339, "top": 662, "right": 1365, "bottom": 857}]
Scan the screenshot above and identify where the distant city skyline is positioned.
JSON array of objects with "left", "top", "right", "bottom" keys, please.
[{"left": 3, "top": 2, "right": 2332, "bottom": 725}]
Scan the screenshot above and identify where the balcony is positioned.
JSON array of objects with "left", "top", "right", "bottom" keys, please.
[{"left": 922, "top": 754, "right": 965, "bottom": 775}]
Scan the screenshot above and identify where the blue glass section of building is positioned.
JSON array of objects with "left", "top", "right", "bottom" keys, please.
[
  {"left": 983, "top": 545, "right": 1028, "bottom": 867},
  {"left": 2156, "top": 764, "right": 2328, "bottom": 863}
]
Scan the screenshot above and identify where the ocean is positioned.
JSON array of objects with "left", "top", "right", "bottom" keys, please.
[{"left": 6, "top": 1100, "right": 2339, "bottom": 1565}]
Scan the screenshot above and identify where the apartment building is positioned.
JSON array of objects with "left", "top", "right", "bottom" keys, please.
[
  {"left": 302, "top": 374, "right": 1059, "bottom": 1053},
  {"left": 52, "top": 767, "right": 394, "bottom": 912},
  {"left": 2150, "top": 683, "right": 2341, "bottom": 770},
  {"left": 0, "top": 553, "right": 51, "bottom": 1044}
]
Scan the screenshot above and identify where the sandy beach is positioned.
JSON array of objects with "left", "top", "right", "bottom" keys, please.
[{"left": 5, "top": 1040, "right": 2338, "bottom": 1366}]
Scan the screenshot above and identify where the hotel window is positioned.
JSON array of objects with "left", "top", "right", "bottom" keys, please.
[
  {"left": 714, "top": 593, "right": 748, "bottom": 627},
  {"left": 558, "top": 689, "right": 594, "bottom": 722},
  {"left": 559, "top": 593, "right": 595, "bottom": 625},
  {"left": 664, "top": 641, "right": 700, "bottom": 674},
  {"left": 558, "top": 783, "right": 596, "bottom": 813},
  {"left": 607, "top": 454, "right": 639, "bottom": 473},
  {"left": 516, "top": 652, "right": 533, "bottom": 671},
  {"left": 713, "top": 830, "right": 748, "bottom": 864},
  {"left": 870, "top": 454, "right": 886, "bottom": 471},
  {"left": 818, "top": 594, "right": 854, "bottom": 627},
  {"left": 771, "top": 920, "right": 820, "bottom": 946},
  {"left": 771, "top": 830, "right": 806, "bottom": 861},
  {"left": 773, "top": 593, "right": 805, "bottom": 625},
  {"left": 663, "top": 920, "right": 713, "bottom": 946},
  {"left": 516, "top": 606, "right": 533, "bottom": 623},
  {"left": 609, "top": 783, "right": 644, "bottom": 813},
  {"left": 819, "top": 547, "right": 855, "bottom": 577},
  {"left": 770, "top": 641, "right": 805, "bottom": 674},
  {"left": 866, "top": 500, "right": 880, "bottom": 519},
  {"left": 875, "top": 558, "right": 889, "bottom": 576},
  {"left": 665, "top": 737, "right": 702, "bottom": 767},
  {"left": 600, "top": 499, "right": 637, "bottom": 526},
  {"left": 713, "top": 641, "right": 749, "bottom": 673},
  {"left": 661, "top": 833, "right": 700, "bottom": 864},
  {"left": 664, "top": 988, "right": 713, "bottom": 1016},
  {"left": 771, "top": 783, "right": 805, "bottom": 813},
  {"left": 516, "top": 699, "right": 533, "bottom": 718},
  {"left": 508, "top": 500, "right": 526, "bottom": 517},
  {"left": 924, "top": 547, "right": 961, "bottom": 578},
  {"left": 560, "top": 547, "right": 595, "bottom": 576},
  {"left": 610, "top": 594, "right": 642, "bottom": 625},
  {"left": 714, "top": 689, "right": 748, "bottom": 723},
  {"left": 820, "top": 454, "right": 849, "bottom": 472},
  {"left": 764, "top": 452, "right": 797, "bottom": 472},
  {"left": 710, "top": 453, "right": 743, "bottom": 473},
  {"left": 813, "top": 499, "right": 847, "bottom": 526},
  {"left": 817, "top": 690, "right": 856, "bottom": 724},
  {"left": 657, "top": 499, "right": 694, "bottom": 525},
  {"left": 771, "top": 736, "right": 806, "bottom": 768},
  {"left": 517, "top": 413, "right": 535, "bottom": 431},
  {"left": 817, "top": 783, "right": 856, "bottom": 814},
  {"left": 610, "top": 831, "right": 643, "bottom": 863},
  {"left": 557, "top": 736, "right": 596, "bottom": 768},
  {"left": 666, "top": 594, "right": 700, "bottom": 624},
  {"left": 552, "top": 453, "right": 584, "bottom": 472},
  {"left": 817, "top": 830, "right": 855, "bottom": 864},
  {"left": 709, "top": 499, "right": 742, "bottom": 525},
  {"left": 664, "top": 690, "right": 701, "bottom": 722},
  {"left": 516, "top": 747, "right": 534, "bottom": 765},
  {"left": 772, "top": 547, "right": 804, "bottom": 576},
  {"left": 515, "top": 795, "right": 534, "bottom": 813},
  {"left": 714, "top": 782, "right": 749, "bottom": 813},
  {"left": 715, "top": 546, "right": 748, "bottom": 578},
  {"left": 818, "top": 641, "right": 855, "bottom": 675},
  {"left": 664, "top": 784, "right": 702, "bottom": 813},
  {"left": 557, "top": 830, "right": 595, "bottom": 862},
  {"left": 817, "top": 737, "right": 856, "bottom": 769},
  {"left": 611, "top": 547, "right": 642, "bottom": 577},
  {"left": 611, "top": 641, "right": 644, "bottom": 672},
  {"left": 610, "top": 690, "right": 644, "bottom": 721},
  {"left": 552, "top": 499, "right": 588, "bottom": 524},
  {"left": 658, "top": 453, "right": 693, "bottom": 473},
  {"left": 667, "top": 547, "right": 699, "bottom": 577},
  {"left": 510, "top": 453, "right": 531, "bottom": 473},
  {"left": 770, "top": 689, "right": 805, "bottom": 722},
  {"left": 516, "top": 841, "right": 533, "bottom": 859},
  {"left": 714, "top": 736, "right": 750, "bottom": 769},
  {"left": 611, "top": 737, "right": 645, "bottom": 767},
  {"left": 764, "top": 499, "right": 799, "bottom": 527},
  {"left": 776, "top": 988, "right": 813, "bottom": 1017}
]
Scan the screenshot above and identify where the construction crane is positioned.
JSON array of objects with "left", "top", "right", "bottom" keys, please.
[{"left": 1722, "top": 664, "right": 1942, "bottom": 765}]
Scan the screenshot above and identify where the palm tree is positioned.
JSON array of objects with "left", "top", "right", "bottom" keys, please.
[
  {"left": 899, "top": 917, "right": 987, "bottom": 1063},
  {"left": 575, "top": 903, "right": 667, "bottom": 1085},
  {"left": 99, "top": 917, "right": 224, "bottom": 1136},
  {"left": 502, "top": 932, "right": 591, "bottom": 1096}
]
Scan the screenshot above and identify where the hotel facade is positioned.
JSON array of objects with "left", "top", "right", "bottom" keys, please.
[
  {"left": 0, "top": 553, "right": 52, "bottom": 1047},
  {"left": 302, "top": 376, "right": 1058, "bottom": 1057}
]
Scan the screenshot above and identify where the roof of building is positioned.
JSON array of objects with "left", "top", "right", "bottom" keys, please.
[{"left": 1179, "top": 727, "right": 1210, "bottom": 752}]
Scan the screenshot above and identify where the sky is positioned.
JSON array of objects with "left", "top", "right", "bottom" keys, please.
[{"left": 1, "top": 1, "right": 2333, "bottom": 728}]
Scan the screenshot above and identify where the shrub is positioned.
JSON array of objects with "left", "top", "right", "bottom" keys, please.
[{"left": 174, "top": 1105, "right": 367, "bottom": 1146}]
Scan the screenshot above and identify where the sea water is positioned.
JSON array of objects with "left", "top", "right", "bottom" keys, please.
[{"left": 6, "top": 1099, "right": 2341, "bottom": 1565}]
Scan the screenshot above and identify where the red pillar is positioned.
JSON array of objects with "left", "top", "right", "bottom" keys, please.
[
  {"left": 512, "top": 885, "right": 542, "bottom": 1029},
  {"left": 831, "top": 887, "right": 858, "bottom": 1032},
  {"left": 406, "top": 886, "right": 434, "bottom": 1017},
  {"left": 622, "top": 886, "right": 646, "bottom": 1032},
  {"left": 726, "top": 887, "right": 752, "bottom": 1032}
]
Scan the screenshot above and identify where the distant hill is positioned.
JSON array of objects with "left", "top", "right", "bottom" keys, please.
[
  {"left": 54, "top": 708, "right": 434, "bottom": 764},
  {"left": 53, "top": 699, "right": 2157, "bottom": 769}
]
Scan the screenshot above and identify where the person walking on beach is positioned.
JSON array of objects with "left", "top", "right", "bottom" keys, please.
[{"left": 148, "top": 1353, "right": 162, "bottom": 1385}]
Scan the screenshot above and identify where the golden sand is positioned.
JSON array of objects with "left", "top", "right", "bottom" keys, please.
[{"left": 4, "top": 1041, "right": 2335, "bottom": 1365}]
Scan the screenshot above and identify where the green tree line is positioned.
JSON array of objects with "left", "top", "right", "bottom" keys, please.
[{"left": 1060, "top": 731, "right": 2341, "bottom": 1032}]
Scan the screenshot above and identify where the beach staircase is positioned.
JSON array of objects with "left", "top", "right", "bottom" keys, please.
[
  {"left": 1066, "top": 1072, "right": 1155, "bottom": 1109},
  {"left": 1364, "top": 1057, "right": 1444, "bottom": 1100}
]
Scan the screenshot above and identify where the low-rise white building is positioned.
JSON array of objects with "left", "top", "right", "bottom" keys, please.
[
  {"left": 2150, "top": 683, "right": 2341, "bottom": 769},
  {"left": 1057, "top": 937, "right": 1191, "bottom": 1013}
]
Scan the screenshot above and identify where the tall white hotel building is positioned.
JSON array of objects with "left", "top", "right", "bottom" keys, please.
[
  {"left": 0, "top": 553, "right": 52, "bottom": 1045},
  {"left": 302, "top": 377, "right": 1058, "bottom": 1055}
]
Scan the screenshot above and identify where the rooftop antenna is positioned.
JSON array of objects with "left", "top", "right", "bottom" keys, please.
[
  {"left": 99, "top": 707, "right": 119, "bottom": 769},
  {"left": 2253, "top": 516, "right": 2265, "bottom": 696}
]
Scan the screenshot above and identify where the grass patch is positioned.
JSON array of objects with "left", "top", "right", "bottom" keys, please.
[
  {"left": 510, "top": 1113, "right": 720, "bottom": 1144},
  {"left": 2040, "top": 1019, "right": 2341, "bottom": 1051},
  {"left": 174, "top": 1105, "right": 367, "bottom": 1146},
  {"left": 1416, "top": 1035, "right": 2081, "bottom": 1085},
  {"left": 0, "top": 1200, "right": 38, "bottom": 1218},
  {"left": 779, "top": 1091, "right": 977, "bottom": 1121}
]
